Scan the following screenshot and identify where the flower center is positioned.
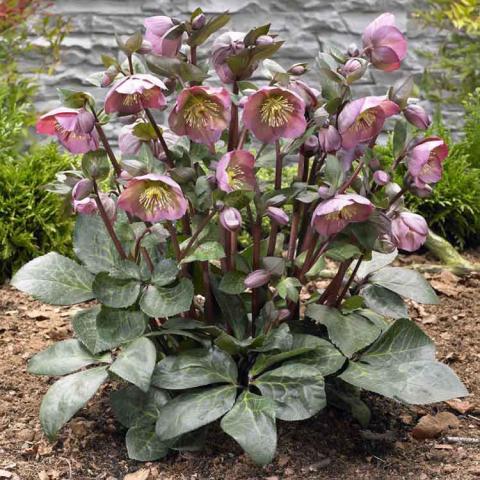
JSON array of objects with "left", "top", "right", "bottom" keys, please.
[
  {"left": 260, "top": 94, "right": 294, "bottom": 127},
  {"left": 352, "top": 109, "right": 376, "bottom": 132},
  {"left": 226, "top": 165, "right": 247, "bottom": 190},
  {"left": 183, "top": 95, "right": 221, "bottom": 128},
  {"left": 123, "top": 90, "right": 153, "bottom": 107},
  {"left": 139, "top": 182, "right": 171, "bottom": 213}
]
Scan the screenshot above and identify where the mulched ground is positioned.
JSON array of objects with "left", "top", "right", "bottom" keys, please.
[{"left": 1, "top": 253, "right": 479, "bottom": 480}]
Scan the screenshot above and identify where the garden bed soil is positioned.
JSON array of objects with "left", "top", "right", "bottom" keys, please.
[{"left": 1, "top": 253, "right": 480, "bottom": 480}]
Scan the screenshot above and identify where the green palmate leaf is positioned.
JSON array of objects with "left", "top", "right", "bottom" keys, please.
[
  {"left": 325, "top": 242, "right": 362, "bottom": 262},
  {"left": 219, "top": 271, "right": 246, "bottom": 295},
  {"left": 393, "top": 120, "right": 408, "bottom": 159},
  {"left": 72, "top": 306, "right": 112, "bottom": 354},
  {"left": 254, "top": 362, "right": 326, "bottom": 421},
  {"left": 360, "top": 284, "right": 408, "bottom": 319},
  {"left": 110, "top": 385, "right": 170, "bottom": 428},
  {"left": 140, "top": 279, "right": 194, "bottom": 318},
  {"left": 151, "top": 259, "right": 178, "bottom": 287},
  {"left": 356, "top": 250, "right": 398, "bottom": 280},
  {"left": 126, "top": 424, "right": 170, "bottom": 461},
  {"left": 28, "top": 339, "right": 111, "bottom": 376},
  {"left": 220, "top": 391, "right": 277, "bottom": 466},
  {"left": 11, "top": 253, "right": 94, "bottom": 305},
  {"left": 250, "top": 347, "right": 314, "bottom": 377},
  {"left": 109, "top": 260, "right": 143, "bottom": 281},
  {"left": 40, "top": 366, "right": 108, "bottom": 440},
  {"left": 109, "top": 337, "right": 157, "bottom": 392},
  {"left": 155, "top": 385, "right": 237, "bottom": 440},
  {"left": 92, "top": 272, "right": 141, "bottom": 308},
  {"left": 152, "top": 347, "right": 237, "bottom": 390},
  {"left": 181, "top": 241, "right": 225, "bottom": 264},
  {"left": 290, "top": 334, "right": 346, "bottom": 376},
  {"left": 324, "top": 155, "right": 344, "bottom": 189},
  {"left": 369, "top": 267, "right": 438, "bottom": 304},
  {"left": 188, "top": 12, "right": 231, "bottom": 46},
  {"left": 73, "top": 215, "right": 122, "bottom": 274},
  {"left": 306, "top": 305, "right": 384, "bottom": 357},
  {"left": 96, "top": 307, "right": 147, "bottom": 352},
  {"left": 276, "top": 277, "right": 301, "bottom": 302},
  {"left": 340, "top": 318, "right": 468, "bottom": 404}
]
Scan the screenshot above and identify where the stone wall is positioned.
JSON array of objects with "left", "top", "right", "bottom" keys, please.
[{"left": 35, "top": 0, "right": 460, "bottom": 128}]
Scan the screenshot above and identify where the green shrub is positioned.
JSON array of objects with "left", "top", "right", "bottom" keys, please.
[
  {"left": 0, "top": 142, "right": 77, "bottom": 282},
  {"left": 376, "top": 90, "right": 480, "bottom": 249}
]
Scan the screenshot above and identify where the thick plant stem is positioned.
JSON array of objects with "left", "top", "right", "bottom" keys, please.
[
  {"left": 144, "top": 108, "right": 174, "bottom": 168},
  {"left": 165, "top": 222, "right": 181, "bottom": 263},
  {"left": 93, "top": 119, "right": 122, "bottom": 176},
  {"left": 287, "top": 153, "right": 306, "bottom": 261},
  {"left": 335, "top": 255, "right": 364, "bottom": 307},
  {"left": 201, "top": 261, "right": 214, "bottom": 323},
  {"left": 267, "top": 141, "right": 284, "bottom": 256},
  {"left": 190, "top": 45, "right": 197, "bottom": 66},
  {"left": 251, "top": 218, "right": 262, "bottom": 324},
  {"left": 180, "top": 210, "right": 216, "bottom": 260},
  {"left": 92, "top": 181, "right": 126, "bottom": 260},
  {"left": 319, "top": 260, "right": 353, "bottom": 306},
  {"left": 338, "top": 160, "right": 364, "bottom": 194},
  {"left": 227, "top": 81, "right": 239, "bottom": 151}
]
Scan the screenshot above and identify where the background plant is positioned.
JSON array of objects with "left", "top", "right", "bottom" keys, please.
[{"left": 11, "top": 9, "right": 467, "bottom": 467}]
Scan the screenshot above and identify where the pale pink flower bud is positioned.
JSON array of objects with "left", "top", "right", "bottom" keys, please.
[
  {"left": 391, "top": 211, "right": 428, "bottom": 252},
  {"left": 256, "top": 35, "right": 273, "bottom": 46},
  {"left": 266, "top": 206, "right": 289, "bottom": 225},
  {"left": 244, "top": 269, "right": 271, "bottom": 289},
  {"left": 220, "top": 207, "right": 242, "bottom": 232},
  {"left": 192, "top": 13, "right": 206, "bottom": 30},
  {"left": 303, "top": 135, "right": 319, "bottom": 155},
  {"left": 341, "top": 58, "right": 368, "bottom": 83},
  {"left": 288, "top": 64, "right": 307, "bottom": 76},
  {"left": 72, "top": 179, "right": 93, "bottom": 200},
  {"left": 373, "top": 170, "right": 390, "bottom": 185},
  {"left": 138, "top": 39, "right": 153, "bottom": 54},
  {"left": 404, "top": 104, "right": 431, "bottom": 130},
  {"left": 73, "top": 197, "right": 97, "bottom": 215}
]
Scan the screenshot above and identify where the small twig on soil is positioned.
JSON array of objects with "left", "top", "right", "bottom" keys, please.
[
  {"left": 59, "top": 457, "right": 73, "bottom": 479},
  {"left": 467, "top": 415, "right": 480, "bottom": 423},
  {"left": 444, "top": 436, "right": 480, "bottom": 444}
]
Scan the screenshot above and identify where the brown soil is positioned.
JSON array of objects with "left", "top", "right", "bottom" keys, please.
[{"left": 1, "top": 257, "right": 479, "bottom": 480}]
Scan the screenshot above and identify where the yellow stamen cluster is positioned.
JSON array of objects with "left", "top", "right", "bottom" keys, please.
[
  {"left": 352, "top": 109, "right": 376, "bottom": 131},
  {"left": 139, "top": 182, "right": 172, "bottom": 213},
  {"left": 54, "top": 123, "right": 86, "bottom": 140},
  {"left": 122, "top": 90, "right": 153, "bottom": 107},
  {"left": 183, "top": 95, "right": 221, "bottom": 128},
  {"left": 325, "top": 205, "right": 357, "bottom": 221},
  {"left": 226, "top": 165, "right": 246, "bottom": 190},
  {"left": 260, "top": 94, "right": 294, "bottom": 127}
]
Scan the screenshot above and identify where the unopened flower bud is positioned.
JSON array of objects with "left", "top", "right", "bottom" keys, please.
[
  {"left": 72, "top": 179, "right": 93, "bottom": 200},
  {"left": 101, "top": 65, "right": 118, "bottom": 88},
  {"left": 391, "top": 211, "right": 428, "bottom": 252},
  {"left": 220, "top": 207, "right": 242, "bottom": 232},
  {"left": 256, "top": 35, "right": 274, "bottom": 46},
  {"left": 101, "top": 193, "right": 117, "bottom": 221},
  {"left": 404, "top": 104, "right": 431, "bottom": 130},
  {"left": 347, "top": 43, "right": 360, "bottom": 57},
  {"left": 318, "top": 185, "right": 331, "bottom": 199},
  {"left": 277, "top": 308, "right": 290, "bottom": 322},
  {"left": 318, "top": 125, "right": 342, "bottom": 153},
  {"left": 192, "top": 13, "right": 206, "bottom": 30},
  {"left": 138, "top": 39, "right": 153, "bottom": 54},
  {"left": 303, "top": 135, "right": 319, "bottom": 155},
  {"left": 73, "top": 197, "right": 97, "bottom": 215},
  {"left": 266, "top": 206, "right": 289, "bottom": 226},
  {"left": 288, "top": 64, "right": 307, "bottom": 76},
  {"left": 244, "top": 269, "right": 271, "bottom": 289},
  {"left": 384, "top": 182, "right": 404, "bottom": 205},
  {"left": 373, "top": 170, "right": 390, "bottom": 186},
  {"left": 120, "top": 159, "right": 148, "bottom": 178},
  {"left": 76, "top": 109, "right": 96, "bottom": 133},
  {"left": 313, "top": 106, "right": 329, "bottom": 126},
  {"left": 341, "top": 58, "right": 368, "bottom": 84}
]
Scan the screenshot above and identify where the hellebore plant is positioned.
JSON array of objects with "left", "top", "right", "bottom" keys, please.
[{"left": 13, "top": 9, "right": 468, "bottom": 467}]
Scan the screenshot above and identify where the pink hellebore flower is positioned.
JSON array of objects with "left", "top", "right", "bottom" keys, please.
[
  {"left": 117, "top": 173, "right": 188, "bottom": 222},
  {"left": 311, "top": 193, "right": 374, "bottom": 237},
  {"left": 169, "top": 86, "right": 231, "bottom": 146},
  {"left": 144, "top": 16, "right": 182, "bottom": 57},
  {"left": 407, "top": 136, "right": 449, "bottom": 189},
  {"left": 216, "top": 150, "right": 256, "bottom": 193},
  {"left": 288, "top": 79, "right": 320, "bottom": 109},
  {"left": 220, "top": 207, "right": 242, "bottom": 232},
  {"left": 338, "top": 96, "right": 399, "bottom": 149},
  {"left": 404, "top": 104, "right": 431, "bottom": 130},
  {"left": 391, "top": 211, "right": 428, "bottom": 252},
  {"left": 362, "top": 13, "right": 407, "bottom": 72},
  {"left": 104, "top": 74, "right": 167, "bottom": 115},
  {"left": 318, "top": 125, "right": 342, "bottom": 153},
  {"left": 243, "top": 86, "right": 306, "bottom": 144},
  {"left": 36, "top": 107, "right": 99, "bottom": 154}
]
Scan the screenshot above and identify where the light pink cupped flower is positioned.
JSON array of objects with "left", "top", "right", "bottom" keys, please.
[
  {"left": 407, "top": 136, "right": 449, "bottom": 189},
  {"left": 391, "top": 211, "right": 428, "bottom": 252},
  {"left": 216, "top": 150, "right": 256, "bottom": 193},
  {"left": 117, "top": 173, "right": 188, "bottom": 222},
  {"left": 144, "top": 16, "right": 182, "bottom": 57},
  {"left": 338, "top": 96, "right": 399, "bottom": 149},
  {"left": 362, "top": 13, "right": 407, "bottom": 72},
  {"left": 243, "top": 86, "right": 306, "bottom": 144},
  {"left": 311, "top": 193, "right": 374, "bottom": 237},
  {"left": 169, "top": 86, "right": 231, "bottom": 147},
  {"left": 105, "top": 74, "right": 167, "bottom": 115},
  {"left": 36, "top": 107, "right": 99, "bottom": 154},
  {"left": 404, "top": 104, "right": 431, "bottom": 130}
]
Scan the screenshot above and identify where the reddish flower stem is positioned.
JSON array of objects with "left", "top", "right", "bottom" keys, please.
[
  {"left": 144, "top": 108, "right": 174, "bottom": 168},
  {"left": 287, "top": 152, "right": 306, "bottom": 262},
  {"left": 227, "top": 81, "right": 239, "bottom": 151},
  {"left": 267, "top": 141, "right": 283, "bottom": 256},
  {"left": 338, "top": 160, "right": 365, "bottom": 194},
  {"left": 335, "top": 255, "right": 364, "bottom": 307},
  {"left": 93, "top": 118, "right": 122, "bottom": 176},
  {"left": 201, "top": 261, "right": 214, "bottom": 323}
]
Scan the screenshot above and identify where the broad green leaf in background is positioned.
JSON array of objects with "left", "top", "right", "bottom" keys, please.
[
  {"left": 340, "top": 319, "right": 468, "bottom": 404},
  {"left": 109, "top": 337, "right": 157, "bottom": 392},
  {"left": 92, "top": 272, "right": 141, "bottom": 308},
  {"left": 219, "top": 271, "right": 246, "bottom": 295},
  {"left": 151, "top": 259, "right": 178, "bottom": 287},
  {"left": 126, "top": 424, "right": 170, "bottom": 461},
  {"left": 139, "top": 279, "right": 194, "bottom": 318},
  {"left": 325, "top": 243, "right": 362, "bottom": 262},
  {"left": 356, "top": 250, "right": 398, "bottom": 279},
  {"left": 11, "top": 252, "right": 94, "bottom": 305},
  {"left": 254, "top": 362, "right": 326, "bottom": 421},
  {"left": 254, "top": 323, "right": 293, "bottom": 353},
  {"left": 220, "top": 392, "right": 277, "bottom": 466},
  {"left": 155, "top": 385, "right": 237, "bottom": 440},
  {"left": 28, "top": 339, "right": 111, "bottom": 376},
  {"left": 40, "top": 366, "right": 108, "bottom": 440},
  {"left": 360, "top": 284, "right": 408, "bottom": 319},
  {"left": 306, "top": 304, "right": 383, "bottom": 357},
  {"left": 181, "top": 241, "right": 225, "bottom": 264},
  {"left": 369, "top": 267, "right": 438, "bottom": 304},
  {"left": 72, "top": 306, "right": 112, "bottom": 354},
  {"left": 152, "top": 348, "right": 237, "bottom": 389},
  {"left": 110, "top": 385, "right": 170, "bottom": 428},
  {"left": 96, "top": 307, "right": 148, "bottom": 351}
]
